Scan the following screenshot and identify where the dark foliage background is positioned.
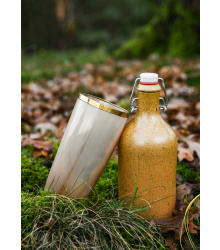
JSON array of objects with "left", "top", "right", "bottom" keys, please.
[{"left": 21, "top": 0, "right": 199, "bottom": 58}]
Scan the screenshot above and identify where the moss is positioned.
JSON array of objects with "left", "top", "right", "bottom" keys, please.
[
  {"left": 177, "top": 161, "right": 200, "bottom": 183},
  {"left": 92, "top": 157, "right": 119, "bottom": 200},
  {"left": 21, "top": 146, "right": 50, "bottom": 193}
]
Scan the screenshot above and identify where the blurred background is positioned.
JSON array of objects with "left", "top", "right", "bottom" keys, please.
[
  {"left": 21, "top": 0, "right": 200, "bottom": 169},
  {"left": 21, "top": 0, "right": 199, "bottom": 84},
  {"left": 22, "top": 0, "right": 199, "bottom": 56}
]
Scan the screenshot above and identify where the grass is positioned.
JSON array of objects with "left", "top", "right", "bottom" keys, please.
[
  {"left": 21, "top": 191, "right": 166, "bottom": 249},
  {"left": 180, "top": 194, "right": 200, "bottom": 250},
  {"left": 21, "top": 48, "right": 109, "bottom": 85}
]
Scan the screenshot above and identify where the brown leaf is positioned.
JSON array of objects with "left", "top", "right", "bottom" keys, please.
[
  {"left": 178, "top": 147, "right": 194, "bottom": 162},
  {"left": 157, "top": 211, "right": 188, "bottom": 240},
  {"left": 33, "top": 108, "right": 42, "bottom": 118},
  {"left": 160, "top": 227, "right": 176, "bottom": 234},
  {"left": 158, "top": 65, "right": 182, "bottom": 81},
  {"left": 32, "top": 140, "right": 53, "bottom": 150},
  {"left": 176, "top": 174, "right": 183, "bottom": 184},
  {"left": 43, "top": 218, "right": 55, "bottom": 227},
  {"left": 28, "top": 82, "right": 45, "bottom": 94},
  {"left": 165, "top": 237, "right": 173, "bottom": 246},
  {"left": 55, "top": 120, "right": 67, "bottom": 139},
  {"left": 50, "top": 114, "right": 63, "bottom": 125},
  {"left": 34, "top": 122, "right": 58, "bottom": 134},
  {"left": 157, "top": 212, "right": 185, "bottom": 229},
  {"left": 168, "top": 98, "right": 189, "bottom": 110},
  {"left": 176, "top": 183, "right": 197, "bottom": 211},
  {"left": 165, "top": 237, "right": 178, "bottom": 249},
  {"left": 33, "top": 149, "right": 48, "bottom": 157},
  {"left": 183, "top": 235, "right": 200, "bottom": 250},
  {"left": 175, "top": 228, "right": 184, "bottom": 240},
  {"left": 193, "top": 200, "right": 200, "bottom": 220},
  {"left": 188, "top": 215, "right": 200, "bottom": 234},
  {"left": 186, "top": 139, "right": 200, "bottom": 159},
  {"left": 21, "top": 137, "right": 54, "bottom": 153}
]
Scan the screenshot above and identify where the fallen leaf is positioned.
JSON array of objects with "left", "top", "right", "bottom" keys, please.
[
  {"left": 28, "top": 82, "right": 45, "bottom": 94},
  {"left": 178, "top": 147, "right": 194, "bottom": 162},
  {"left": 21, "top": 137, "right": 54, "bottom": 153},
  {"left": 55, "top": 120, "right": 67, "bottom": 139},
  {"left": 165, "top": 237, "right": 178, "bottom": 250},
  {"left": 158, "top": 65, "right": 182, "bottom": 81},
  {"left": 183, "top": 235, "right": 200, "bottom": 250},
  {"left": 186, "top": 140, "right": 200, "bottom": 159},
  {"left": 157, "top": 212, "right": 185, "bottom": 239},
  {"left": 50, "top": 114, "right": 63, "bottom": 125},
  {"left": 193, "top": 200, "right": 200, "bottom": 219},
  {"left": 188, "top": 215, "right": 200, "bottom": 234},
  {"left": 157, "top": 212, "right": 185, "bottom": 229},
  {"left": 43, "top": 218, "right": 55, "bottom": 227},
  {"left": 168, "top": 98, "right": 189, "bottom": 110},
  {"left": 34, "top": 122, "right": 58, "bottom": 134},
  {"left": 176, "top": 174, "right": 183, "bottom": 184},
  {"left": 33, "top": 149, "right": 48, "bottom": 157},
  {"left": 176, "top": 183, "right": 197, "bottom": 211}
]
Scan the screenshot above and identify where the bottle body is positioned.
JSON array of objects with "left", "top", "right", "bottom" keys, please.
[{"left": 118, "top": 85, "right": 177, "bottom": 219}]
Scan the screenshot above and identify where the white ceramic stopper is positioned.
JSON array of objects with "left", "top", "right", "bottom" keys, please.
[{"left": 140, "top": 73, "right": 158, "bottom": 83}]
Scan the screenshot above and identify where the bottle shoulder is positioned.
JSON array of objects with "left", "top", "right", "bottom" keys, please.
[{"left": 120, "top": 113, "right": 177, "bottom": 147}]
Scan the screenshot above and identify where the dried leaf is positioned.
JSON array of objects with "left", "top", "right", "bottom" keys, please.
[
  {"left": 157, "top": 212, "right": 185, "bottom": 229},
  {"left": 165, "top": 237, "right": 178, "bottom": 249},
  {"left": 186, "top": 140, "right": 200, "bottom": 159},
  {"left": 55, "top": 120, "right": 67, "bottom": 139},
  {"left": 32, "top": 141, "right": 53, "bottom": 152},
  {"left": 34, "top": 122, "right": 58, "bottom": 134},
  {"left": 176, "top": 174, "right": 183, "bottom": 184},
  {"left": 50, "top": 114, "right": 63, "bottom": 124},
  {"left": 168, "top": 98, "right": 189, "bottom": 110},
  {"left": 188, "top": 215, "right": 200, "bottom": 234},
  {"left": 183, "top": 235, "right": 200, "bottom": 250},
  {"left": 43, "top": 218, "right": 55, "bottom": 227},
  {"left": 33, "top": 149, "right": 48, "bottom": 157},
  {"left": 176, "top": 183, "right": 197, "bottom": 211},
  {"left": 193, "top": 200, "right": 200, "bottom": 220},
  {"left": 178, "top": 147, "right": 194, "bottom": 162}
]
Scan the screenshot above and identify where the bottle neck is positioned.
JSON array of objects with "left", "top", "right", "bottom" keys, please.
[{"left": 136, "top": 91, "right": 161, "bottom": 115}]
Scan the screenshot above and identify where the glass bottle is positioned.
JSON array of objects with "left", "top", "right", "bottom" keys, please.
[{"left": 118, "top": 73, "right": 177, "bottom": 219}]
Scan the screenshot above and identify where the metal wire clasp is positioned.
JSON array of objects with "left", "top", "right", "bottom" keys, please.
[{"left": 129, "top": 77, "right": 168, "bottom": 113}]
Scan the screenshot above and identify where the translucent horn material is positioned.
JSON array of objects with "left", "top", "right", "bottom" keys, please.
[{"left": 45, "top": 93, "right": 129, "bottom": 198}]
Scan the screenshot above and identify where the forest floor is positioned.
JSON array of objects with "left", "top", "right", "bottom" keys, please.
[{"left": 21, "top": 49, "right": 200, "bottom": 249}]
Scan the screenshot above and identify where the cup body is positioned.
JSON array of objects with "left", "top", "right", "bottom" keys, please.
[{"left": 45, "top": 93, "right": 129, "bottom": 198}]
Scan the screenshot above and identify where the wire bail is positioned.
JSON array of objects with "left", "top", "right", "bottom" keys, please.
[{"left": 129, "top": 77, "right": 168, "bottom": 113}]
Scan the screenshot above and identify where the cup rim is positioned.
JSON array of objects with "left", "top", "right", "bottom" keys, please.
[{"left": 79, "top": 93, "right": 129, "bottom": 118}]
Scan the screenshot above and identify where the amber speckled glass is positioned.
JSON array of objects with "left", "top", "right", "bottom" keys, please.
[{"left": 118, "top": 73, "right": 177, "bottom": 219}]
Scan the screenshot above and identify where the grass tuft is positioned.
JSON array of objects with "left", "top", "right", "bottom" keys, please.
[
  {"left": 21, "top": 191, "right": 165, "bottom": 249},
  {"left": 180, "top": 194, "right": 200, "bottom": 250}
]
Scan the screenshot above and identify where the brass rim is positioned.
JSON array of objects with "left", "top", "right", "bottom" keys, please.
[{"left": 79, "top": 93, "right": 129, "bottom": 118}]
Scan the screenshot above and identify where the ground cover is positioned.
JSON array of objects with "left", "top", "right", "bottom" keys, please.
[{"left": 21, "top": 50, "right": 200, "bottom": 249}]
